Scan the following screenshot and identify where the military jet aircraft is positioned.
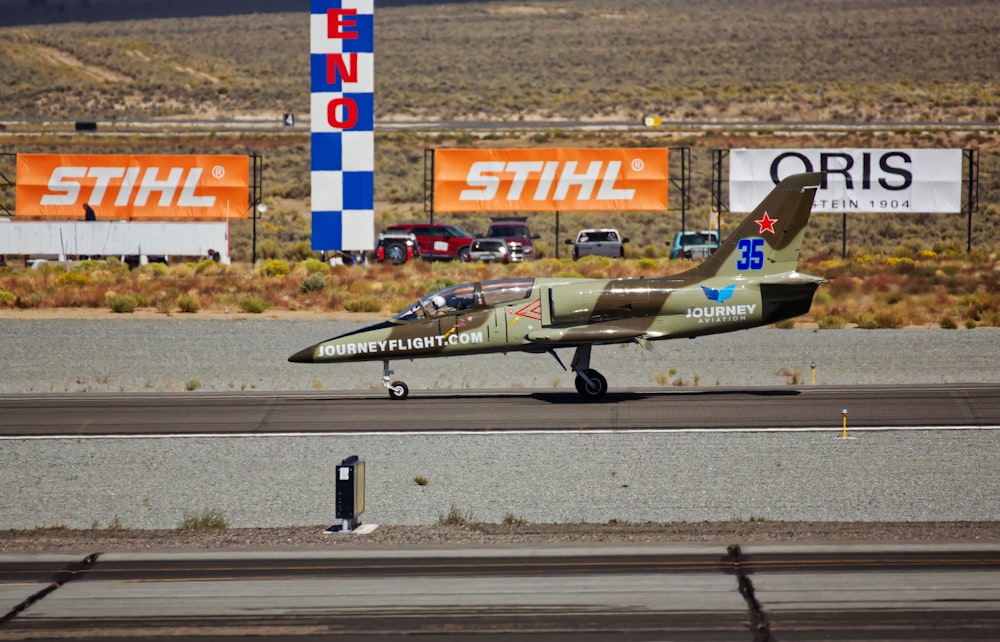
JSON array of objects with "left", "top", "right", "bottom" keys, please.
[{"left": 290, "top": 172, "right": 824, "bottom": 399}]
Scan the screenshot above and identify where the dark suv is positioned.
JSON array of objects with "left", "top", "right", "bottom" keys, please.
[{"left": 385, "top": 223, "right": 474, "bottom": 261}]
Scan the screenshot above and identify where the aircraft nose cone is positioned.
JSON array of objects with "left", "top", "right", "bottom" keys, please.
[{"left": 288, "top": 345, "right": 317, "bottom": 363}]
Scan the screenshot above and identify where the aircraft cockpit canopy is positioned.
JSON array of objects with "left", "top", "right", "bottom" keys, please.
[{"left": 395, "top": 278, "right": 535, "bottom": 321}]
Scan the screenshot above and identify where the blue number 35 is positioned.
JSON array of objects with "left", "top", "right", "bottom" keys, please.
[{"left": 736, "top": 238, "right": 765, "bottom": 271}]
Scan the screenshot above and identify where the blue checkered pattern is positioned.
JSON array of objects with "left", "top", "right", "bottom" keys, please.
[{"left": 310, "top": 0, "right": 374, "bottom": 251}]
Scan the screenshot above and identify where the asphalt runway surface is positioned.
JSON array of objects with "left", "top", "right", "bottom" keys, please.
[
  {"left": 3, "top": 545, "right": 1000, "bottom": 640},
  {"left": 2, "top": 383, "right": 1000, "bottom": 436}
]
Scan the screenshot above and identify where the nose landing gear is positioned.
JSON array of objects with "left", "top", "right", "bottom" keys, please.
[{"left": 382, "top": 360, "right": 409, "bottom": 400}]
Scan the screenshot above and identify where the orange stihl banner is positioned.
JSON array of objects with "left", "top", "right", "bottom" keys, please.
[
  {"left": 433, "top": 148, "right": 669, "bottom": 212},
  {"left": 16, "top": 154, "right": 250, "bottom": 219}
]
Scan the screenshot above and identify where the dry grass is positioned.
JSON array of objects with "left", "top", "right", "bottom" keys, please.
[
  {"left": 0, "top": 1, "right": 998, "bottom": 317},
  {"left": 2, "top": 250, "right": 999, "bottom": 328}
]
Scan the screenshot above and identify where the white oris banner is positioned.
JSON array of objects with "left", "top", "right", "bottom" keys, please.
[{"left": 730, "top": 148, "right": 963, "bottom": 213}]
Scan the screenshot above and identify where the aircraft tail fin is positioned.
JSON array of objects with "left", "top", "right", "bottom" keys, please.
[{"left": 685, "top": 172, "right": 822, "bottom": 280}]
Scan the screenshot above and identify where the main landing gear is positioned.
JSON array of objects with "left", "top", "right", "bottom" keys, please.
[
  {"left": 382, "top": 360, "right": 408, "bottom": 400},
  {"left": 570, "top": 345, "right": 608, "bottom": 400}
]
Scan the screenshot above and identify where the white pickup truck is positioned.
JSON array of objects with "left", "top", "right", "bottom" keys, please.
[{"left": 566, "top": 228, "right": 628, "bottom": 259}]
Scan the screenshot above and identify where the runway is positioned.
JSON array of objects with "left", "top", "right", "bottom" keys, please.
[
  {"left": 3, "top": 383, "right": 1000, "bottom": 437},
  {"left": 3, "top": 545, "right": 1000, "bottom": 640}
]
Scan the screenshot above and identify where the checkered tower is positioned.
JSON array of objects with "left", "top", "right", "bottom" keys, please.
[{"left": 310, "top": 0, "right": 374, "bottom": 251}]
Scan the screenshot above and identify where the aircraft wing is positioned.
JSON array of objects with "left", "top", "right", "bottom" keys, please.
[{"left": 524, "top": 325, "right": 650, "bottom": 345}]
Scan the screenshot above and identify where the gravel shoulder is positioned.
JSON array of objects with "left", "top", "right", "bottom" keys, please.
[
  {"left": 3, "top": 315, "right": 999, "bottom": 394},
  {"left": 3, "top": 522, "right": 999, "bottom": 554}
]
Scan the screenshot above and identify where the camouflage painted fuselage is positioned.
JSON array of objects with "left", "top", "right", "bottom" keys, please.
[
  {"left": 288, "top": 272, "right": 820, "bottom": 365},
  {"left": 289, "top": 172, "right": 824, "bottom": 367}
]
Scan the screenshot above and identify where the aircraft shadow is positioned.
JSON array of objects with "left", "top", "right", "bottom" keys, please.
[{"left": 530, "top": 388, "right": 801, "bottom": 404}]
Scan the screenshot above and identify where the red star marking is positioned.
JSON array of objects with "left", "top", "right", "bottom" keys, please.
[{"left": 755, "top": 211, "right": 778, "bottom": 234}]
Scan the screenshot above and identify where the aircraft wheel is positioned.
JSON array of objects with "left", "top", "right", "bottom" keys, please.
[
  {"left": 574, "top": 369, "right": 608, "bottom": 399},
  {"left": 387, "top": 381, "right": 409, "bottom": 400}
]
